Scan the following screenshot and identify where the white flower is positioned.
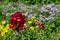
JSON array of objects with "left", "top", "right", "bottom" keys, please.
[
  {"left": 45, "top": 17, "right": 54, "bottom": 21},
  {"left": 6, "top": 13, "right": 9, "bottom": 16},
  {"left": 50, "top": 13, "right": 55, "bottom": 16},
  {"left": 33, "top": 13, "right": 36, "bottom": 16},
  {"left": 2, "top": 12, "right": 4, "bottom": 14},
  {"left": 46, "top": 3, "right": 54, "bottom": 8},
  {"left": 8, "top": 3, "right": 12, "bottom": 6},
  {"left": 13, "top": 8, "right": 16, "bottom": 10},
  {"left": 24, "top": 12, "right": 29, "bottom": 16}
]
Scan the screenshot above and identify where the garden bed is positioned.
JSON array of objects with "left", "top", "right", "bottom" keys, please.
[{"left": 0, "top": 0, "right": 60, "bottom": 40}]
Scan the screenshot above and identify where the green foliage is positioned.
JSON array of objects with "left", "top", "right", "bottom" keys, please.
[
  {"left": 0, "top": 0, "right": 60, "bottom": 5},
  {"left": 18, "top": 0, "right": 60, "bottom": 5},
  {"left": 0, "top": 1, "right": 60, "bottom": 40}
]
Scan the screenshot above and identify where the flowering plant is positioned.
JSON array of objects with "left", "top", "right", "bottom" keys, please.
[
  {"left": 0, "top": 2, "right": 60, "bottom": 40},
  {"left": 10, "top": 11, "right": 26, "bottom": 30}
]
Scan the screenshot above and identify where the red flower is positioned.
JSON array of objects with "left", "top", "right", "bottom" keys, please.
[
  {"left": 10, "top": 18, "right": 17, "bottom": 24},
  {"left": 10, "top": 11, "right": 26, "bottom": 30},
  {"left": 19, "top": 25, "right": 24, "bottom": 30},
  {"left": 10, "top": 14, "right": 15, "bottom": 19},
  {"left": 10, "top": 24, "right": 17, "bottom": 28},
  {"left": 22, "top": 15, "right": 26, "bottom": 19},
  {"left": 35, "top": 21, "right": 40, "bottom": 26},
  {"left": 14, "top": 11, "right": 22, "bottom": 18},
  {"left": 39, "top": 25, "right": 45, "bottom": 29}
]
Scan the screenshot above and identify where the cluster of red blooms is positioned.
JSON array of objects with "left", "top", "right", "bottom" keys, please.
[
  {"left": 10, "top": 11, "right": 26, "bottom": 30},
  {"left": 35, "top": 21, "right": 45, "bottom": 29}
]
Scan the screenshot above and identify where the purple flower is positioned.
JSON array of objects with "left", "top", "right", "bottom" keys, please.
[
  {"left": 39, "top": 15, "right": 45, "bottom": 20},
  {"left": 28, "top": 14, "right": 33, "bottom": 18},
  {"left": 19, "top": 3, "right": 24, "bottom": 7}
]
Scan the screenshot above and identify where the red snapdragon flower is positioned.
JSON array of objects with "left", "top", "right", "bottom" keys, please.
[
  {"left": 35, "top": 21, "right": 40, "bottom": 26},
  {"left": 10, "top": 11, "right": 26, "bottom": 30},
  {"left": 39, "top": 25, "right": 45, "bottom": 29}
]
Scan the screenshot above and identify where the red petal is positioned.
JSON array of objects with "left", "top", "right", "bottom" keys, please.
[
  {"left": 15, "top": 11, "right": 22, "bottom": 18},
  {"left": 35, "top": 21, "right": 40, "bottom": 26},
  {"left": 19, "top": 20, "right": 25, "bottom": 25},
  {"left": 39, "top": 25, "right": 45, "bottom": 29},
  {"left": 10, "top": 24, "right": 17, "bottom": 28},
  {"left": 10, "top": 14, "right": 15, "bottom": 19},
  {"left": 22, "top": 15, "right": 26, "bottom": 19},
  {"left": 19, "top": 25, "right": 24, "bottom": 30},
  {"left": 10, "top": 18, "right": 17, "bottom": 24}
]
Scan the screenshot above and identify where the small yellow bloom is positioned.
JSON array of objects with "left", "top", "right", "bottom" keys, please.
[
  {"left": 24, "top": 24, "right": 26, "bottom": 26},
  {"left": 4, "top": 29, "right": 8, "bottom": 33},
  {"left": 0, "top": 25, "right": 3, "bottom": 30},
  {"left": 3, "top": 26, "right": 9, "bottom": 32},
  {"left": 34, "top": 19, "right": 38, "bottom": 22},
  {"left": 3, "top": 28, "right": 6, "bottom": 31},
  {"left": 6, "top": 27, "right": 9, "bottom": 30},
  {"left": 3, "top": 28, "right": 8, "bottom": 33},
  {"left": 28, "top": 21, "right": 32, "bottom": 24},
  {"left": 30, "top": 26, "right": 34, "bottom": 31},
  {"left": 1, "top": 32, "right": 5, "bottom": 36},
  {"left": 36, "top": 26, "right": 39, "bottom": 28},
  {"left": 1, "top": 20, "right": 6, "bottom": 25},
  {"left": 31, "top": 16, "right": 36, "bottom": 19},
  {"left": 6, "top": 24, "right": 10, "bottom": 29},
  {"left": 31, "top": 16, "right": 36, "bottom": 20},
  {"left": 6, "top": 24, "right": 9, "bottom": 27},
  {"left": 0, "top": 25, "right": 1, "bottom": 27}
]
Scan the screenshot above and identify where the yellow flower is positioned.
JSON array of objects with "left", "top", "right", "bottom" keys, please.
[
  {"left": 30, "top": 26, "right": 34, "bottom": 31},
  {"left": 6, "top": 24, "right": 10, "bottom": 29},
  {"left": 34, "top": 19, "right": 38, "bottom": 22},
  {"left": 3, "top": 28, "right": 6, "bottom": 31},
  {"left": 4, "top": 29, "right": 8, "bottom": 33},
  {"left": 1, "top": 20, "right": 6, "bottom": 25},
  {"left": 36, "top": 26, "right": 39, "bottom": 28},
  {"left": 1, "top": 32, "right": 5, "bottom": 36},
  {"left": 32, "top": 16, "right": 36, "bottom": 19},
  {"left": 0, "top": 25, "right": 3, "bottom": 30},
  {"left": 31, "top": 16, "right": 36, "bottom": 20},
  {"left": 3, "top": 28, "right": 8, "bottom": 33},
  {"left": 28, "top": 21, "right": 32, "bottom": 24},
  {"left": 0, "top": 25, "right": 1, "bottom": 27},
  {"left": 6, "top": 24, "right": 9, "bottom": 27},
  {"left": 6, "top": 27, "right": 9, "bottom": 30},
  {"left": 24, "top": 24, "right": 26, "bottom": 26},
  {"left": 2, "top": 24, "right": 9, "bottom": 33}
]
